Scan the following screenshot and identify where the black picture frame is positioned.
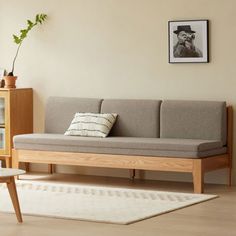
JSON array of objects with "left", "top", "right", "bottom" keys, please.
[{"left": 168, "top": 20, "right": 209, "bottom": 63}]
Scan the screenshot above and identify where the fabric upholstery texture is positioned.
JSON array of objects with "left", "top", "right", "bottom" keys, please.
[
  {"left": 160, "top": 100, "right": 227, "bottom": 145},
  {"left": 64, "top": 113, "right": 117, "bottom": 138},
  {"left": 101, "top": 99, "right": 161, "bottom": 138},
  {"left": 13, "top": 134, "right": 226, "bottom": 158},
  {"left": 15, "top": 98, "right": 228, "bottom": 160},
  {"left": 45, "top": 97, "right": 102, "bottom": 134}
]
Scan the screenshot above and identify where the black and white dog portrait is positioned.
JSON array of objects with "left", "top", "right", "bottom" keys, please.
[{"left": 168, "top": 20, "right": 209, "bottom": 63}]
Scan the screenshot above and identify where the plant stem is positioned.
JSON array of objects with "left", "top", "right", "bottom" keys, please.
[{"left": 11, "top": 42, "right": 22, "bottom": 75}]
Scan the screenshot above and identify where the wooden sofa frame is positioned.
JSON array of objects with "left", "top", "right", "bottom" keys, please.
[{"left": 12, "top": 106, "right": 233, "bottom": 194}]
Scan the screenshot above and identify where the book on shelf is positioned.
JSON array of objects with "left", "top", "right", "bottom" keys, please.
[
  {"left": 0, "top": 98, "right": 4, "bottom": 125},
  {"left": 0, "top": 128, "right": 5, "bottom": 149}
]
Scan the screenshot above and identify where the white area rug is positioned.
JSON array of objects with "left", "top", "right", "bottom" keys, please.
[{"left": 0, "top": 181, "right": 217, "bottom": 224}]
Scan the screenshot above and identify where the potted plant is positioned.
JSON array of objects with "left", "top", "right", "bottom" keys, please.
[{"left": 3, "top": 13, "right": 47, "bottom": 88}]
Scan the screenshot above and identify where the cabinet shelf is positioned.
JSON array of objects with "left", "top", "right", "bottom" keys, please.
[{"left": 0, "top": 88, "right": 33, "bottom": 167}]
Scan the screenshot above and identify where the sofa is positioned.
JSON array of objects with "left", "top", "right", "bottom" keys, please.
[{"left": 12, "top": 97, "right": 233, "bottom": 193}]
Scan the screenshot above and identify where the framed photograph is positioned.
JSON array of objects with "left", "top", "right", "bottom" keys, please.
[{"left": 168, "top": 20, "right": 209, "bottom": 63}]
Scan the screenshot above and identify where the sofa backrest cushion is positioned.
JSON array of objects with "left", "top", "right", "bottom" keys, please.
[
  {"left": 101, "top": 99, "right": 161, "bottom": 138},
  {"left": 45, "top": 97, "right": 102, "bottom": 134},
  {"left": 160, "top": 100, "right": 227, "bottom": 145}
]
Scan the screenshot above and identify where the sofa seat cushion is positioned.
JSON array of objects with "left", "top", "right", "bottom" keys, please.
[{"left": 13, "top": 134, "right": 226, "bottom": 158}]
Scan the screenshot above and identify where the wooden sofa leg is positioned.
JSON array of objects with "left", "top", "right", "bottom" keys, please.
[
  {"left": 48, "top": 164, "right": 54, "bottom": 174},
  {"left": 12, "top": 149, "right": 20, "bottom": 180},
  {"left": 5, "top": 157, "right": 11, "bottom": 168},
  {"left": 25, "top": 163, "right": 30, "bottom": 172},
  {"left": 193, "top": 160, "right": 204, "bottom": 193},
  {"left": 129, "top": 169, "right": 135, "bottom": 180},
  {"left": 12, "top": 149, "right": 19, "bottom": 170},
  {"left": 228, "top": 167, "right": 232, "bottom": 186}
]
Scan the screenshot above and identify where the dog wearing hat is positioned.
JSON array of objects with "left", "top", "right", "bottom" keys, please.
[{"left": 173, "top": 25, "right": 203, "bottom": 58}]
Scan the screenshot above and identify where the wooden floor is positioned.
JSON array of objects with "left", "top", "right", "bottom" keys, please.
[{"left": 0, "top": 173, "right": 236, "bottom": 236}]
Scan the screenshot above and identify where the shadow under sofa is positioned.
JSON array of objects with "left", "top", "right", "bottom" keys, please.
[{"left": 12, "top": 97, "right": 233, "bottom": 193}]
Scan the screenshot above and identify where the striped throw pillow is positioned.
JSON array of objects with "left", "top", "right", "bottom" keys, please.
[{"left": 64, "top": 113, "right": 117, "bottom": 138}]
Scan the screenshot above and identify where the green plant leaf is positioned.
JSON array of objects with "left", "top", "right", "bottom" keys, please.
[
  {"left": 10, "top": 13, "right": 47, "bottom": 74},
  {"left": 13, "top": 34, "right": 21, "bottom": 44},
  {"left": 20, "top": 30, "right": 27, "bottom": 40},
  {"left": 36, "top": 14, "right": 40, "bottom": 23},
  {"left": 27, "top": 20, "right": 33, "bottom": 27}
]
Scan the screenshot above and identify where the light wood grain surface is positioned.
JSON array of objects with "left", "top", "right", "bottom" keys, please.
[{"left": 0, "top": 88, "right": 33, "bottom": 167}]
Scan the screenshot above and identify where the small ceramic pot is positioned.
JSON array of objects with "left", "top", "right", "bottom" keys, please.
[{"left": 3, "top": 76, "right": 17, "bottom": 89}]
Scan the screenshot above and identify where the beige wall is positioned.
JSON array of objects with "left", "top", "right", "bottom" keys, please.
[{"left": 0, "top": 0, "right": 236, "bottom": 184}]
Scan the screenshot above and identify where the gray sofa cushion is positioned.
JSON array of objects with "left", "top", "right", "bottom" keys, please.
[
  {"left": 13, "top": 134, "right": 226, "bottom": 158},
  {"left": 45, "top": 97, "right": 103, "bottom": 134},
  {"left": 160, "top": 100, "right": 227, "bottom": 145},
  {"left": 101, "top": 99, "right": 161, "bottom": 138}
]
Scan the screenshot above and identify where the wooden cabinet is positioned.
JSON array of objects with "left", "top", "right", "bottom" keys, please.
[{"left": 0, "top": 88, "right": 33, "bottom": 167}]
